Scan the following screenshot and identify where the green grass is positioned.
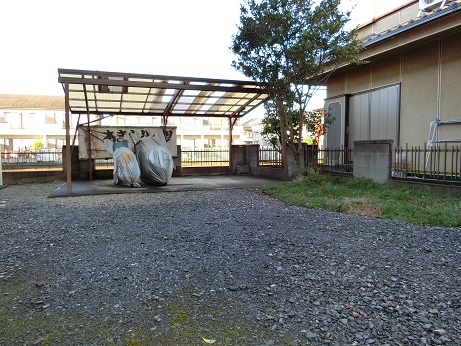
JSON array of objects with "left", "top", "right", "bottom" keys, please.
[{"left": 262, "top": 172, "right": 461, "bottom": 227}]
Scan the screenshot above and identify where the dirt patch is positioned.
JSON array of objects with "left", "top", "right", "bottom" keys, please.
[{"left": 342, "top": 197, "right": 382, "bottom": 218}]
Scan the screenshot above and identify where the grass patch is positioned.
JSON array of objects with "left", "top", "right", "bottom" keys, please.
[
  {"left": 262, "top": 172, "right": 461, "bottom": 227},
  {"left": 160, "top": 299, "right": 264, "bottom": 345},
  {"left": 0, "top": 281, "right": 297, "bottom": 345}
]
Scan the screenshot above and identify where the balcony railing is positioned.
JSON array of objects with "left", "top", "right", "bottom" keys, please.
[{"left": 1, "top": 150, "right": 63, "bottom": 170}]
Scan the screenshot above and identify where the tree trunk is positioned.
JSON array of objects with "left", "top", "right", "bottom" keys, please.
[{"left": 277, "top": 97, "right": 290, "bottom": 179}]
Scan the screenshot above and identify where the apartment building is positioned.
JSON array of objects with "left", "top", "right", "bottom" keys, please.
[
  {"left": 0, "top": 94, "right": 246, "bottom": 151},
  {"left": 0, "top": 94, "right": 78, "bottom": 151}
]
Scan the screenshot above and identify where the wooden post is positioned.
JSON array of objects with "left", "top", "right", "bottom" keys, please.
[
  {"left": 277, "top": 97, "right": 289, "bottom": 179},
  {"left": 87, "top": 113, "right": 93, "bottom": 180},
  {"left": 0, "top": 149, "right": 3, "bottom": 186},
  {"left": 65, "top": 82, "right": 73, "bottom": 193},
  {"left": 229, "top": 117, "right": 233, "bottom": 174}
]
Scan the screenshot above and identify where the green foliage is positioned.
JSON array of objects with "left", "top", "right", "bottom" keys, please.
[
  {"left": 231, "top": 0, "right": 362, "bottom": 87},
  {"left": 30, "top": 136, "right": 44, "bottom": 151},
  {"left": 261, "top": 101, "right": 283, "bottom": 148},
  {"left": 260, "top": 98, "right": 334, "bottom": 148},
  {"left": 231, "top": 0, "right": 362, "bottom": 168},
  {"left": 304, "top": 137, "right": 315, "bottom": 145},
  {"left": 262, "top": 173, "right": 461, "bottom": 227}
]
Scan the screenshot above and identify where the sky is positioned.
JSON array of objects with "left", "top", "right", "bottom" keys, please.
[
  {"left": 0, "top": 0, "right": 246, "bottom": 96},
  {"left": 0, "top": 0, "right": 412, "bottom": 110}
]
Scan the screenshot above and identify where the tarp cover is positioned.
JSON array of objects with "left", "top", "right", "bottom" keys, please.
[
  {"left": 132, "top": 133, "right": 173, "bottom": 186},
  {"left": 104, "top": 139, "right": 142, "bottom": 188}
]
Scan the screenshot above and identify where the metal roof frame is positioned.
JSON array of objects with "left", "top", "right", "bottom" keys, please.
[
  {"left": 58, "top": 68, "right": 269, "bottom": 194},
  {"left": 58, "top": 68, "right": 268, "bottom": 120}
]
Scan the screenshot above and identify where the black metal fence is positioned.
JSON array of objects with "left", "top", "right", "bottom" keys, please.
[
  {"left": 303, "top": 144, "right": 461, "bottom": 184},
  {"left": 2, "top": 145, "right": 460, "bottom": 185},
  {"left": 394, "top": 144, "right": 461, "bottom": 183},
  {"left": 303, "top": 145, "right": 353, "bottom": 174},
  {"left": 259, "top": 148, "right": 282, "bottom": 166},
  {"left": 181, "top": 149, "right": 229, "bottom": 166}
]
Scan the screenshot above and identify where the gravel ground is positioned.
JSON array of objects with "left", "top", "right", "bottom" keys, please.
[{"left": 0, "top": 182, "right": 460, "bottom": 346}]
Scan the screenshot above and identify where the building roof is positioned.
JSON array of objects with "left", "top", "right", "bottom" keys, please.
[
  {"left": 361, "top": 0, "right": 461, "bottom": 48},
  {"left": 312, "top": 0, "right": 461, "bottom": 82},
  {"left": 241, "top": 117, "right": 263, "bottom": 128},
  {"left": 0, "top": 94, "right": 64, "bottom": 111},
  {"left": 58, "top": 69, "right": 269, "bottom": 120}
]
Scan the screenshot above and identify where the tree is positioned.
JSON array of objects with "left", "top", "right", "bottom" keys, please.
[
  {"left": 260, "top": 98, "right": 302, "bottom": 149},
  {"left": 261, "top": 98, "right": 334, "bottom": 148},
  {"left": 231, "top": 0, "right": 362, "bottom": 174},
  {"left": 30, "top": 136, "right": 44, "bottom": 152}
]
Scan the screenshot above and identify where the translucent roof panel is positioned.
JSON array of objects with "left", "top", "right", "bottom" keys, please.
[{"left": 58, "top": 69, "right": 269, "bottom": 118}]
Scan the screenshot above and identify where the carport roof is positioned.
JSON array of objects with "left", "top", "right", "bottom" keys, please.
[{"left": 58, "top": 68, "right": 269, "bottom": 119}]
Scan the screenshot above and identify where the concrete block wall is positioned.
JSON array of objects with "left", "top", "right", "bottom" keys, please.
[
  {"left": 353, "top": 140, "right": 393, "bottom": 184},
  {"left": 230, "top": 145, "right": 259, "bottom": 174},
  {"left": 63, "top": 145, "right": 93, "bottom": 180}
]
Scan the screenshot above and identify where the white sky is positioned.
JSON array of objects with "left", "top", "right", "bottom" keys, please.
[
  {"left": 0, "top": 0, "right": 245, "bottom": 96},
  {"left": 0, "top": 0, "right": 413, "bottom": 111},
  {"left": 343, "top": 0, "right": 415, "bottom": 28}
]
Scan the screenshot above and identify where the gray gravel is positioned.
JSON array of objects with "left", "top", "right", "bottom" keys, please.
[{"left": 1, "top": 182, "right": 460, "bottom": 345}]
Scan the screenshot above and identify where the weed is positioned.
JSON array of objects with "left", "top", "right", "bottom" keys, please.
[{"left": 263, "top": 173, "right": 461, "bottom": 227}]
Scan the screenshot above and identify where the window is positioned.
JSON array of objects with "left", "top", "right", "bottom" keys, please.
[{"left": 45, "top": 112, "right": 57, "bottom": 124}]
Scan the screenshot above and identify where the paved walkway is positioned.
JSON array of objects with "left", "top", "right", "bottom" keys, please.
[{"left": 50, "top": 175, "right": 279, "bottom": 197}]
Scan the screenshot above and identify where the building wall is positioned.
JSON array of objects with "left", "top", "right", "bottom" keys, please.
[
  {"left": 326, "top": 31, "right": 461, "bottom": 148},
  {"left": 356, "top": 2, "right": 418, "bottom": 39},
  {"left": 0, "top": 107, "right": 245, "bottom": 151},
  {"left": 370, "top": 54, "right": 401, "bottom": 88},
  {"left": 440, "top": 32, "right": 461, "bottom": 140},
  {"left": 0, "top": 110, "right": 86, "bottom": 150},
  {"left": 400, "top": 40, "right": 439, "bottom": 145}
]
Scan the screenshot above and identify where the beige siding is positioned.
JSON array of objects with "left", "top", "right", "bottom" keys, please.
[
  {"left": 326, "top": 72, "right": 346, "bottom": 98},
  {"left": 371, "top": 55, "right": 401, "bottom": 88},
  {"left": 400, "top": 4, "right": 419, "bottom": 24},
  {"left": 400, "top": 41, "right": 439, "bottom": 145},
  {"left": 440, "top": 33, "right": 461, "bottom": 141},
  {"left": 357, "top": 26, "right": 374, "bottom": 39},
  {"left": 325, "top": 27, "right": 461, "bottom": 147},
  {"left": 345, "top": 63, "right": 371, "bottom": 94},
  {"left": 356, "top": 2, "right": 418, "bottom": 40},
  {"left": 372, "top": 15, "right": 399, "bottom": 34}
]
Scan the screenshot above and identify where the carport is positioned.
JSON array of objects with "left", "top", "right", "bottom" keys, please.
[{"left": 58, "top": 68, "right": 269, "bottom": 193}]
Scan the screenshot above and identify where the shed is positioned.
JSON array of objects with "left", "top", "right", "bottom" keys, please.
[{"left": 58, "top": 68, "right": 269, "bottom": 193}]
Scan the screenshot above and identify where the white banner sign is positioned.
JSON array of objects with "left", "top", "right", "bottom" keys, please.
[{"left": 77, "top": 125, "right": 177, "bottom": 159}]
